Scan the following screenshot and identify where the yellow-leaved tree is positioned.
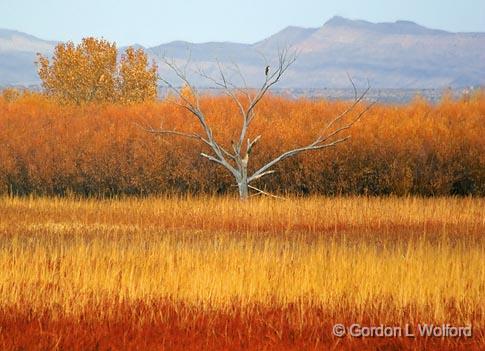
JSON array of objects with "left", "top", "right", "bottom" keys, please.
[
  {"left": 37, "top": 37, "right": 158, "bottom": 104},
  {"left": 118, "top": 47, "right": 158, "bottom": 103}
]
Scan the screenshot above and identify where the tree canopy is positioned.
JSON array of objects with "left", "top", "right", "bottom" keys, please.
[{"left": 37, "top": 37, "right": 158, "bottom": 104}]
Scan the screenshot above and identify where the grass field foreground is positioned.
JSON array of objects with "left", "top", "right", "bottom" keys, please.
[{"left": 0, "top": 196, "right": 483, "bottom": 350}]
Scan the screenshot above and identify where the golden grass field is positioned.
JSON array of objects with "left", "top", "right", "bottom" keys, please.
[{"left": 0, "top": 196, "right": 484, "bottom": 350}]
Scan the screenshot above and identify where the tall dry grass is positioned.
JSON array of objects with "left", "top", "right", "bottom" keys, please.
[{"left": 0, "top": 196, "right": 483, "bottom": 350}]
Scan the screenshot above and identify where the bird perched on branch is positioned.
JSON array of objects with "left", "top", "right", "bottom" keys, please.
[{"left": 265, "top": 65, "right": 270, "bottom": 77}]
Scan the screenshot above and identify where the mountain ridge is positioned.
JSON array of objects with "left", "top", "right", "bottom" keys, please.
[{"left": 1, "top": 17, "right": 484, "bottom": 88}]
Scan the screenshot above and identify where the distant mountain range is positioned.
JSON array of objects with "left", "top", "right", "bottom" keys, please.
[{"left": 1, "top": 16, "right": 485, "bottom": 89}]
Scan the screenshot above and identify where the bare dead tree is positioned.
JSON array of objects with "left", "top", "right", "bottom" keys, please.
[{"left": 143, "top": 49, "right": 374, "bottom": 199}]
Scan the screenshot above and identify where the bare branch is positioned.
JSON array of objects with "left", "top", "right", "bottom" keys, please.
[
  {"left": 346, "top": 72, "right": 358, "bottom": 101},
  {"left": 229, "top": 59, "right": 250, "bottom": 101},
  {"left": 159, "top": 55, "right": 242, "bottom": 176},
  {"left": 146, "top": 128, "right": 207, "bottom": 142},
  {"left": 219, "top": 144, "right": 238, "bottom": 161},
  {"left": 233, "top": 48, "right": 298, "bottom": 155},
  {"left": 249, "top": 170, "right": 276, "bottom": 182},
  {"left": 316, "top": 101, "right": 375, "bottom": 144},
  {"left": 200, "top": 152, "right": 225, "bottom": 166},
  {"left": 246, "top": 135, "right": 261, "bottom": 156},
  {"left": 249, "top": 83, "right": 373, "bottom": 183},
  {"left": 197, "top": 65, "right": 247, "bottom": 119},
  {"left": 248, "top": 137, "right": 351, "bottom": 183},
  {"left": 248, "top": 185, "right": 285, "bottom": 200},
  {"left": 194, "top": 49, "right": 297, "bottom": 159},
  {"left": 320, "top": 84, "right": 370, "bottom": 137},
  {"left": 247, "top": 49, "right": 298, "bottom": 123}
]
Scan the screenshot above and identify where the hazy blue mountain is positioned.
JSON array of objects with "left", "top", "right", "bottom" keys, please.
[
  {"left": 1, "top": 18, "right": 484, "bottom": 88},
  {"left": 0, "top": 29, "right": 56, "bottom": 85},
  {"left": 253, "top": 26, "right": 318, "bottom": 52},
  {"left": 283, "top": 16, "right": 485, "bottom": 88}
]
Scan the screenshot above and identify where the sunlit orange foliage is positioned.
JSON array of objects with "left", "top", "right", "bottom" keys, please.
[
  {"left": 37, "top": 38, "right": 157, "bottom": 104},
  {"left": 0, "top": 91, "right": 483, "bottom": 196}
]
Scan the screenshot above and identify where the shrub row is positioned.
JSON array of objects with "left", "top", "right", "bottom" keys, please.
[{"left": 0, "top": 91, "right": 483, "bottom": 196}]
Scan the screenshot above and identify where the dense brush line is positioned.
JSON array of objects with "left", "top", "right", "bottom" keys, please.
[{"left": 0, "top": 91, "right": 483, "bottom": 196}]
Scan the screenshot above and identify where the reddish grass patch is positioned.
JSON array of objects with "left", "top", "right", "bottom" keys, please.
[{"left": 0, "top": 302, "right": 482, "bottom": 351}]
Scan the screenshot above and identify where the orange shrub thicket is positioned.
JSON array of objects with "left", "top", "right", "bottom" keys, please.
[{"left": 0, "top": 90, "right": 483, "bottom": 196}]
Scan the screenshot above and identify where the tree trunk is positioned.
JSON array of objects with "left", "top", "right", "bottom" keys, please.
[
  {"left": 238, "top": 179, "right": 249, "bottom": 200},
  {"left": 238, "top": 158, "right": 249, "bottom": 200}
]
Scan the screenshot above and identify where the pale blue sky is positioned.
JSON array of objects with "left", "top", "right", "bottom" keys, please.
[{"left": 1, "top": 0, "right": 484, "bottom": 46}]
